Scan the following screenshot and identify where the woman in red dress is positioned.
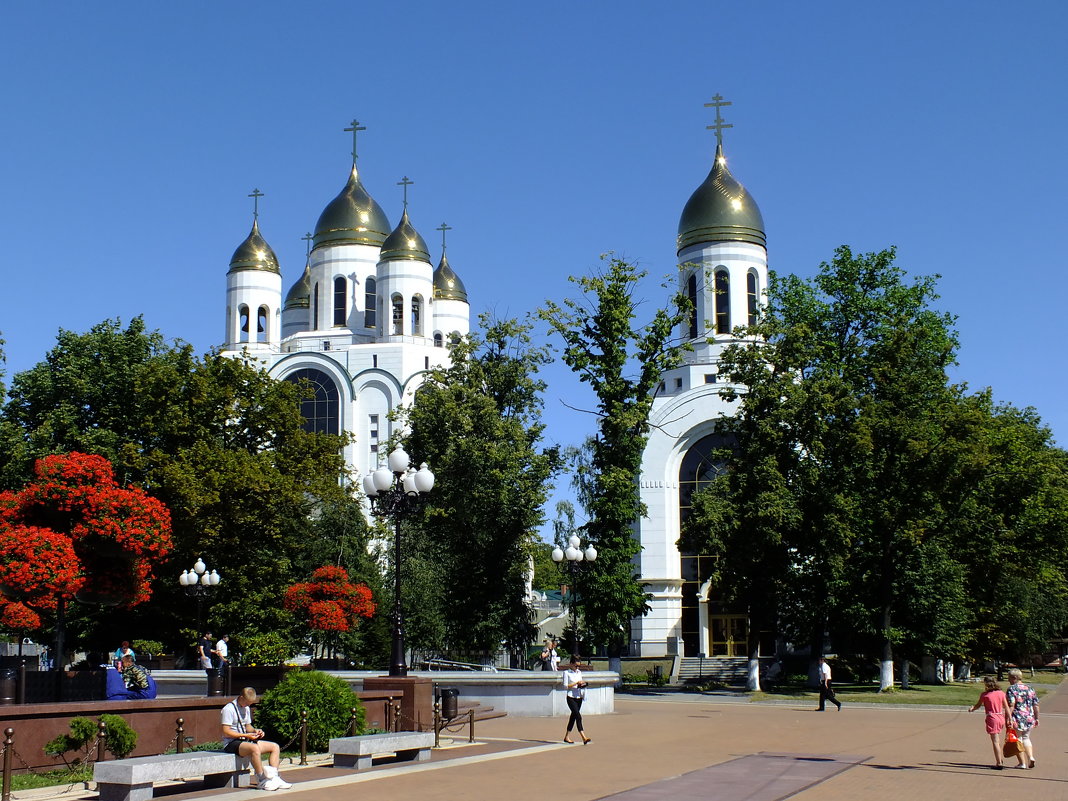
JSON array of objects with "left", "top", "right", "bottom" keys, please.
[{"left": 969, "top": 676, "right": 1010, "bottom": 769}]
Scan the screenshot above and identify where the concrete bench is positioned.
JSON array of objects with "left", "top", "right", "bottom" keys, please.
[
  {"left": 329, "top": 731, "right": 435, "bottom": 770},
  {"left": 94, "top": 751, "right": 251, "bottom": 801}
]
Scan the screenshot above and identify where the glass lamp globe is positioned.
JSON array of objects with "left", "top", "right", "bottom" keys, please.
[
  {"left": 414, "top": 463, "right": 435, "bottom": 493},
  {"left": 372, "top": 467, "right": 393, "bottom": 492},
  {"left": 387, "top": 446, "right": 410, "bottom": 474},
  {"left": 362, "top": 474, "right": 378, "bottom": 497}
]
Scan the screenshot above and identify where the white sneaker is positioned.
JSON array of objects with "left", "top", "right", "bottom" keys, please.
[
  {"left": 258, "top": 775, "right": 282, "bottom": 791},
  {"left": 274, "top": 775, "right": 293, "bottom": 790}
]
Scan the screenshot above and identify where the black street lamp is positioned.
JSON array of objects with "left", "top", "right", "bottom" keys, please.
[
  {"left": 551, "top": 535, "right": 597, "bottom": 660},
  {"left": 362, "top": 446, "right": 435, "bottom": 677},
  {"left": 178, "top": 557, "right": 221, "bottom": 632}
]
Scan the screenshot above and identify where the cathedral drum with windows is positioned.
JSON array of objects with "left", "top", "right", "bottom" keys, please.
[
  {"left": 221, "top": 124, "right": 470, "bottom": 483},
  {"left": 630, "top": 102, "right": 769, "bottom": 660}
]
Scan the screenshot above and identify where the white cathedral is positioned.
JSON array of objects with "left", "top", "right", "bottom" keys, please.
[
  {"left": 220, "top": 110, "right": 769, "bottom": 663},
  {"left": 220, "top": 132, "right": 470, "bottom": 484}
]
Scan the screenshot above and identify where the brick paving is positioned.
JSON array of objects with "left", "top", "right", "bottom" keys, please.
[{"left": 17, "top": 679, "right": 1068, "bottom": 801}]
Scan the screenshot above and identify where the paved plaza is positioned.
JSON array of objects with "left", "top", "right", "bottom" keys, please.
[{"left": 21, "top": 682, "right": 1068, "bottom": 801}]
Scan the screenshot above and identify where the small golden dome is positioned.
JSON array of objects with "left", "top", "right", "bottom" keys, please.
[{"left": 228, "top": 219, "right": 280, "bottom": 274}]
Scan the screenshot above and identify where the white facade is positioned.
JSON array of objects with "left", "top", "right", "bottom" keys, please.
[
  {"left": 630, "top": 144, "right": 769, "bottom": 658},
  {"left": 221, "top": 159, "right": 470, "bottom": 484}
]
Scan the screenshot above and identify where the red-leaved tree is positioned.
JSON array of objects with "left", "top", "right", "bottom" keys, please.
[
  {"left": 283, "top": 566, "right": 375, "bottom": 658},
  {"left": 0, "top": 452, "right": 173, "bottom": 627}
]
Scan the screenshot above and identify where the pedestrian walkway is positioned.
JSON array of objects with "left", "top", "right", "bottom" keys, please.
[{"left": 15, "top": 680, "right": 1068, "bottom": 801}]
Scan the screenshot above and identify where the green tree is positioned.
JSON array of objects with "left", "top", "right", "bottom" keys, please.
[
  {"left": 945, "top": 395, "right": 1068, "bottom": 664},
  {"left": 686, "top": 246, "right": 970, "bottom": 690},
  {"left": 401, "top": 315, "right": 560, "bottom": 659},
  {"left": 0, "top": 317, "right": 351, "bottom": 652},
  {"left": 540, "top": 256, "right": 689, "bottom": 660}
]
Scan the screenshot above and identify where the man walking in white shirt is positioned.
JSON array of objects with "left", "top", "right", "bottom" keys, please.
[{"left": 816, "top": 656, "right": 842, "bottom": 711}]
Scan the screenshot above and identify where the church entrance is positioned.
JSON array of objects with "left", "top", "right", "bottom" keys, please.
[{"left": 709, "top": 614, "right": 747, "bottom": 657}]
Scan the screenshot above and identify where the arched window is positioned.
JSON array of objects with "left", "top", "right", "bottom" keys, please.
[
  {"left": 238, "top": 304, "right": 250, "bottom": 343},
  {"left": 312, "top": 284, "right": 319, "bottom": 331},
  {"left": 678, "top": 431, "right": 736, "bottom": 657},
  {"left": 433, "top": 332, "right": 443, "bottom": 348},
  {"left": 747, "top": 272, "right": 758, "bottom": 327},
  {"left": 333, "top": 277, "right": 346, "bottom": 326},
  {"left": 411, "top": 295, "right": 423, "bottom": 336},
  {"left": 714, "top": 270, "right": 730, "bottom": 334},
  {"left": 284, "top": 368, "right": 340, "bottom": 435},
  {"left": 256, "top": 305, "right": 268, "bottom": 343},
  {"left": 687, "top": 274, "right": 698, "bottom": 339},
  {"left": 364, "top": 277, "right": 377, "bottom": 329},
  {"left": 391, "top": 294, "right": 403, "bottom": 335}
]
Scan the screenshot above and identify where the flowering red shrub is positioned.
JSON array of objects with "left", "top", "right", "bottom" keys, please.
[
  {"left": 0, "top": 452, "right": 173, "bottom": 622},
  {"left": 283, "top": 566, "right": 375, "bottom": 634},
  {"left": 0, "top": 599, "right": 41, "bottom": 631}
]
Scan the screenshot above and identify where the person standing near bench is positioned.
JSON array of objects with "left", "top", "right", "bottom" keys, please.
[{"left": 221, "top": 687, "right": 292, "bottom": 791}]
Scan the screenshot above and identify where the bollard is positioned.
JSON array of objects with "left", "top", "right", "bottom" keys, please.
[
  {"left": 433, "top": 701, "right": 440, "bottom": 748},
  {"left": 299, "top": 710, "right": 308, "bottom": 765},
  {"left": 97, "top": 720, "right": 108, "bottom": 761},
  {"left": 205, "top": 668, "right": 223, "bottom": 697},
  {"left": 176, "top": 718, "right": 185, "bottom": 754},
  {"left": 2, "top": 727, "right": 14, "bottom": 801},
  {"left": 349, "top": 707, "right": 359, "bottom": 737},
  {"left": 468, "top": 708, "right": 474, "bottom": 743}
]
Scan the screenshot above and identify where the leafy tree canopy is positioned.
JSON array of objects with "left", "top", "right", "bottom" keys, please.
[
  {"left": 540, "top": 255, "right": 689, "bottom": 654},
  {"left": 401, "top": 315, "right": 560, "bottom": 656},
  {"left": 0, "top": 317, "right": 351, "bottom": 652}
]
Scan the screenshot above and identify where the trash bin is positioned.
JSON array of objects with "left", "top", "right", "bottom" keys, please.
[
  {"left": 0, "top": 669, "right": 16, "bottom": 706},
  {"left": 439, "top": 687, "right": 459, "bottom": 720},
  {"left": 206, "top": 669, "right": 224, "bottom": 697}
]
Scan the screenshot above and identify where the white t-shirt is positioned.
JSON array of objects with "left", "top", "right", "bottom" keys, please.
[
  {"left": 819, "top": 661, "right": 832, "bottom": 683},
  {"left": 216, "top": 639, "right": 229, "bottom": 660},
  {"left": 221, "top": 700, "right": 251, "bottom": 744}
]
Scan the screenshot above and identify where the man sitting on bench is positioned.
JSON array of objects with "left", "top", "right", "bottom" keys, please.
[{"left": 221, "top": 687, "right": 292, "bottom": 791}]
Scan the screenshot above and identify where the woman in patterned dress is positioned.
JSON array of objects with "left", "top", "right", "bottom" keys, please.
[{"left": 1005, "top": 668, "right": 1040, "bottom": 769}]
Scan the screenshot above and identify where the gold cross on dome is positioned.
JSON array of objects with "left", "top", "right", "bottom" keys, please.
[
  {"left": 248, "top": 188, "right": 264, "bottom": 219},
  {"left": 301, "top": 232, "right": 313, "bottom": 256},
  {"left": 397, "top": 176, "right": 414, "bottom": 209},
  {"left": 703, "top": 93, "right": 733, "bottom": 148},
  {"left": 344, "top": 119, "right": 367, "bottom": 162},
  {"left": 436, "top": 221, "right": 452, "bottom": 252}
]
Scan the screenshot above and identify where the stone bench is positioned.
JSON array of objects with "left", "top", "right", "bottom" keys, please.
[
  {"left": 329, "top": 731, "right": 435, "bottom": 770},
  {"left": 94, "top": 751, "right": 251, "bottom": 801}
]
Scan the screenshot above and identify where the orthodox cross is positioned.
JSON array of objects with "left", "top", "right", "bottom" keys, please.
[
  {"left": 301, "top": 232, "right": 313, "bottom": 256},
  {"left": 436, "top": 222, "right": 452, "bottom": 253},
  {"left": 704, "top": 94, "right": 733, "bottom": 148},
  {"left": 397, "top": 176, "right": 414, "bottom": 209},
  {"left": 344, "top": 119, "right": 367, "bottom": 162},
  {"left": 248, "top": 188, "right": 264, "bottom": 220}
]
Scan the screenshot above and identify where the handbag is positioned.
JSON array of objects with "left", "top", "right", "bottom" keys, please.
[{"left": 1002, "top": 728, "right": 1020, "bottom": 758}]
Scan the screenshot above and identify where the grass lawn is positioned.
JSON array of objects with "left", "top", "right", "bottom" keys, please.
[{"left": 750, "top": 670, "right": 1063, "bottom": 706}]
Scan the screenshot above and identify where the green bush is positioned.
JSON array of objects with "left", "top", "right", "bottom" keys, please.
[
  {"left": 131, "top": 639, "right": 165, "bottom": 657},
  {"left": 258, "top": 670, "right": 365, "bottom": 751},
  {"left": 45, "top": 714, "right": 138, "bottom": 764},
  {"left": 238, "top": 632, "right": 292, "bottom": 666}
]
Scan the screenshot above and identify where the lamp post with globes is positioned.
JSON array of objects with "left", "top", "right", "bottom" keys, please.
[
  {"left": 552, "top": 535, "right": 597, "bottom": 661},
  {"left": 178, "top": 558, "right": 221, "bottom": 633},
  {"left": 362, "top": 445, "right": 435, "bottom": 677}
]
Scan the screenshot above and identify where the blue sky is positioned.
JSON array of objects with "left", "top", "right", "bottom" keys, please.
[{"left": 1, "top": 2, "right": 1065, "bottom": 530}]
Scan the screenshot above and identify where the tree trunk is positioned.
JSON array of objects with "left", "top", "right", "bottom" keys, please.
[
  {"left": 878, "top": 605, "right": 894, "bottom": 692},
  {"left": 745, "top": 611, "right": 762, "bottom": 691},
  {"left": 899, "top": 658, "right": 910, "bottom": 690}
]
